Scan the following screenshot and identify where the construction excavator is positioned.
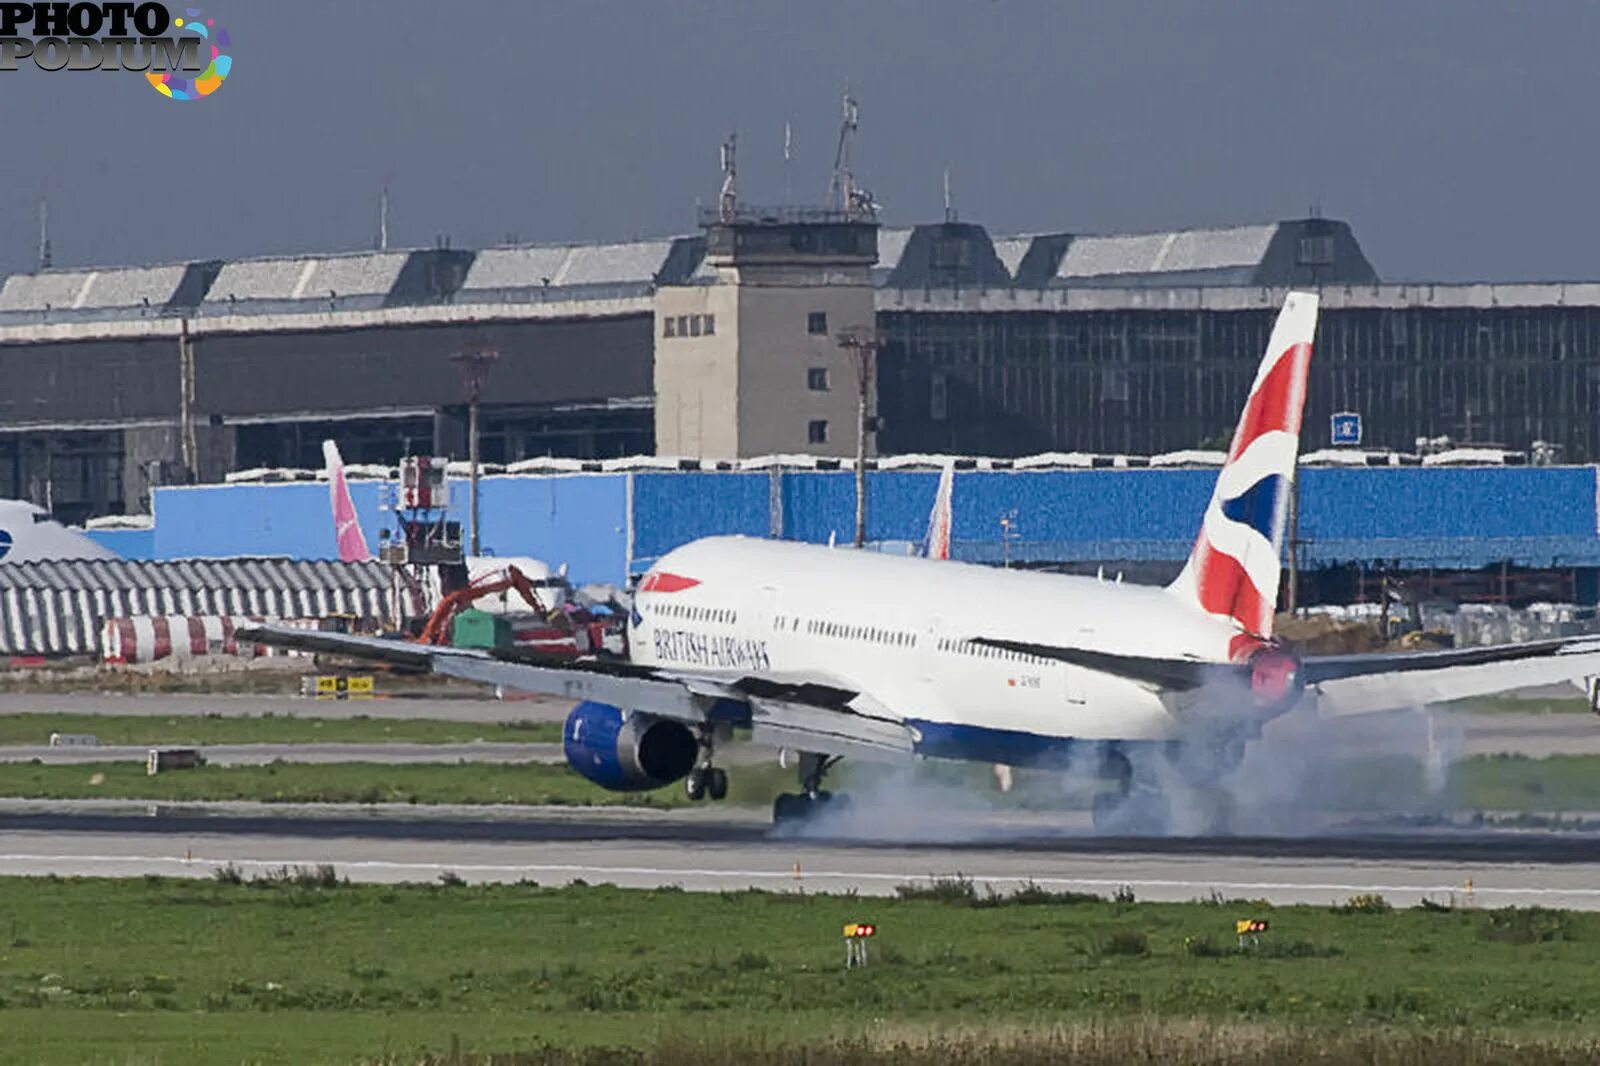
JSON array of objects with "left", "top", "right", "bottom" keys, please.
[{"left": 416, "top": 565, "right": 553, "bottom": 646}]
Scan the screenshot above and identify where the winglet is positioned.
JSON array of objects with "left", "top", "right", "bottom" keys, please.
[
  {"left": 323, "top": 440, "right": 373, "bottom": 563},
  {"left": 1169, "top": 292, "right": 1319, "bottom": 648}
]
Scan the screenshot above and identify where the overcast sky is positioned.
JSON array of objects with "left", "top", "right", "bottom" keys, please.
[{"left": 0, "top": 0, "right": 1594, "bottom": 282}]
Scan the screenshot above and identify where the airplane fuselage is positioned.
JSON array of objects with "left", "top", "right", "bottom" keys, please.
[{"left": 629, "top": 535, "right": 1240, "bottom": 763}]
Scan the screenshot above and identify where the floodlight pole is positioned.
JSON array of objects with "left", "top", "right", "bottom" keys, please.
[
  {"left": 449, "top": 346, "right": 500, "bottom": 556},
  {"left": 836, "top": 327, "right": 885, "bottom": 548}
]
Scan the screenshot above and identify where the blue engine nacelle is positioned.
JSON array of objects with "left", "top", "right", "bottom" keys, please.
[{"left": 563, "top": 700, "right": 699, "bottom": 792}]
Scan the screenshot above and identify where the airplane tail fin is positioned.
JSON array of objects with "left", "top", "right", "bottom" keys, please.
[
  {"left": 924, "top": 461, "right": 955, "bottom": 560},
  {"left": 1168, "top": 292, "right": 1319, "bottom": 648},
  {"left": 323, "top": 440, "right": 373, "bottom": 563}
]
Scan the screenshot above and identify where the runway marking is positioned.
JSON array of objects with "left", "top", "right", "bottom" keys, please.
[{"left": 0, "top": 851, "right": 1597, "bottom": 899}]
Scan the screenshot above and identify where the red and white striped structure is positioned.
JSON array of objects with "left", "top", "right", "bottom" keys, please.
[
  {"left": 102, "top": 616, "right": 316, "bottom": 664},
  {"left": 1169, "top": 291, "right": 1319, "bottom": 656}
]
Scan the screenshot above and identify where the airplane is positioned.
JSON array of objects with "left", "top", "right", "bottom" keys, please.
[
  {"left": 249, "top": 292, "right": 1600, "bottom": 833},
  {"left": 0, "top": 500, "right": 118, "bottom": 564}
]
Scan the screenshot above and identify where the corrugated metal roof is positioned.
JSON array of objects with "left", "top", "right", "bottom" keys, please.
[
  {"left": 1059, "top": 224, "right": 1278, "bottom": 279},
  {"left": 872, "top": 228, "right": 914, "bottom": 282},
  {"left": 559, "top": 241, "right": 675, "bottom": 286},
  {"left": 463, "top": 246, "right": 577, "bottom": 292},
  {"left": 0, "top": 265, "right": 189, "bottom": 313},
  {"left": 461, "top": 241, "right": 678, "bottom": 294},
  {"left": 991, "top": 237, "right": 1032, "bottom": 278},
  {"left": 204, "top": 252, "right": 408, "bottom": 303},
  {"left": 0, "top": 558, "right": 393, "bottom": 656}
]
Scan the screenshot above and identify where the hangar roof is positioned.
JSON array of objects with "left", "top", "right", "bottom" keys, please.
[{"left": 0, "top": 216, "right": 1380, "bottom": 334}]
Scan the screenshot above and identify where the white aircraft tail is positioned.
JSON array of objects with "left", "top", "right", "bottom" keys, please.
[
  {"left": 323, "top": 440, "right": 373, "bottom": 564},
  {"left": 1168, "top": 292, "right": 1319, "bottom": 650}
]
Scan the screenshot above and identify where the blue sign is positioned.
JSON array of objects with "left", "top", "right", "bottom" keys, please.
[{"left": 1331, "top": 412, "right": 1362, "bottom": 447}]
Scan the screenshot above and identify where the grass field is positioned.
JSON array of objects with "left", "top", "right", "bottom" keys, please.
[
  {"left": 1, "top": 876, "right": 1599, "bottom": 1064},
  {"left": 4, "top": 752, "right": 1600, "bottom": 813},
  {"left": 0, "top": 712, "right": 561, "bottom": 747}
]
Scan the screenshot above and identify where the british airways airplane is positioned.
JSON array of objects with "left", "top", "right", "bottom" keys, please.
[{"left": 245, "top": 293, "right": 1600, "bottom": 833}]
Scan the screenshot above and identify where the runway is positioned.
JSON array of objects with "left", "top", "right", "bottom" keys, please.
[{"left": 4, "top": 801, "right": 1600, "bottom": 908}]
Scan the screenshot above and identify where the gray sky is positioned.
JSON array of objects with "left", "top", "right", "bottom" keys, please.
[{"left": 0, "top": 0, "right": 1593, "bottom": 282}]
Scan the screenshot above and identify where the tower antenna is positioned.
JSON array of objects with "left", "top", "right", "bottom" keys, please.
[
  {"left": 943, "top": 167, "right": 956, "bottom": 224},
  {"left": 718, "top": 130, "right": 738, "bottom": 222},
  {"left": 829, "top": 86, "right": 859, "bottom": 214},
  {"left": 379, "top": 182, "right": 391, "bottom": 251},
  {"left": 783, "top": 120, "right": 793, "bottom": 203},
  {"left": 37, "top": 196, "right": 52, "bottom": 271}
]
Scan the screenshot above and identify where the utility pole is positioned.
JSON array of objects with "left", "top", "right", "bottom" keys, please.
[
  {"left": 836, "top": 326, "right": 885, "bottom": 548},
  {"left": 449, "top": 346, "right": 500, "bottom": 556},
  {"left": 178, "top": 317, "right": 197, "bottom": 481}
]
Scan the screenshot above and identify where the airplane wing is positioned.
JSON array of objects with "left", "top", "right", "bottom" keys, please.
[
  {"left": 234, "top": 623, "right": 916, "bottom": 761},
  {"left": 972, "top": 634, "right": 1600, "bottom": 718}
]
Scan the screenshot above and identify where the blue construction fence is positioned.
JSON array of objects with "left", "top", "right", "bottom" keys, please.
[{"left": 87, "top": 466, "right": 1600, "bottom": 589}]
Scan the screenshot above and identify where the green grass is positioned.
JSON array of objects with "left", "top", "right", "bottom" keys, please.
[
  {"left": 1442, "top": 693, "right": 1592, "bottom": 715},
  {"left": 5, "top": 752, "right": 1600, "bottom": 813},
  {"left": 2, "top": 877, "right": 1600, "bottom": 1064},
  {"left": 0, "top": 712, "right": 560, "bottom": 747}
]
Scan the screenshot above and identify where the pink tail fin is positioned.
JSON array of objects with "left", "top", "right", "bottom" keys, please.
[
  {"left": 925, "top": 461, "right": 954, "bottom": 560},
  {"left": 323, "top": 440, "right": 372, "bottom": 563}
]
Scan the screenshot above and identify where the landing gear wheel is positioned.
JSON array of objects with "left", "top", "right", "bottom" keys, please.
[
  {"left": 685, "top": 768, "right": 707, "bottom": 802},
  {"left": 706, "top": 767, "right": 729, "bottom": 801},
  {"left": 773, "top": 793, "right": 808, "bottom": 824}
]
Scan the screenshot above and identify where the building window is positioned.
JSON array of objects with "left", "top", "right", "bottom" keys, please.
[
  {"left": 930, "top": 372, "right": 947, "bottom": 421},
  {"left": 663, "top": 317, "right": 676, "bottom": 338},
  {"left": 1297, "top": 235, "right": 1335, "bottom": 266},
  {"left": 703, "top": 313, "right": 715, "bottom": 336},
  {"left": 689, "top": 315, "right": 702, "bottom": 337},
  {"left": 807, "top": 419, "right": 829, "bottom": 444},
  {"left": 676, "top": 315, "right": 690, "bottom": 337},
  {"left": 808, "top": 368, "right": 830, "bottom": 391},
  {"left": 807, "top": 311, "right": 828, "bottom": 336}
]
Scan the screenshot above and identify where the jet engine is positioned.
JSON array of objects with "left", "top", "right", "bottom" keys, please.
[
  {"left": 1247, "top": 645, "right": 1305, "bottom": 716},
  {"left": 562, "top": 701, "right": 698, "bottom": 792}
]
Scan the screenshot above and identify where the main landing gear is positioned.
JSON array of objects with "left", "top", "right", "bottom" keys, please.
[
  {"left": 683, "top": 726, "right": 729, "bottom": 802},
  {"left": 1089, "top": 736, "right": 1248, "bottom": 837},
  {"left": 772, "top": 752, "right": 850, "bottom": 826}
]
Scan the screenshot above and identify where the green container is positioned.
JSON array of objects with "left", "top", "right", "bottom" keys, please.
[{"left": 451, "top": 608, "right": 513, "bottom": 649}]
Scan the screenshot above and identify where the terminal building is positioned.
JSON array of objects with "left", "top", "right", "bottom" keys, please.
[{"left": 4, "top": 209, "right": 1600, "bottom": 528}]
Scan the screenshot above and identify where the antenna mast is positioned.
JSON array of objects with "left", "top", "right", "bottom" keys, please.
[
  {"left": 943, "top": 167, "right": 956, "bottom": 223},
  {"left": 829, "top": 88, "right": 859, "bottom": 214},
  {"left": 37, "top": 196, "right": 52, "bottom": 271},
  {"left": 379, "top": 182, "right": 391, "bottom": 251},
  {"left": 718, "top": 130, "right": 738, "bottom": 222}
]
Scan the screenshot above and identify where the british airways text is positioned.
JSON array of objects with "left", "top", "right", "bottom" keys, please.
[{"left": 652, "top": 628, "right": 771, "bottom": 671}]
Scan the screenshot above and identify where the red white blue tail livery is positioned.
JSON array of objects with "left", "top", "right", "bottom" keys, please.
[{"left": 1170, "top": 292, "right": 1317, "bottom": 649}]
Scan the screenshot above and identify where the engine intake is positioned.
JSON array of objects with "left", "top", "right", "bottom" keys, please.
[{"left": 563, "top": 700, "right": 698, "bottom": 792}]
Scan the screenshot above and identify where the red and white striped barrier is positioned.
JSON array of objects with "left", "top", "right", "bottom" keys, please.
[{"left": 101, "top": 616, "right": 315, "bottom": 665}]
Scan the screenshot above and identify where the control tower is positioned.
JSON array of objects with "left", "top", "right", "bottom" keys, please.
[{"left": 654, "top": 206, "right": 878, "bottom": 459}]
